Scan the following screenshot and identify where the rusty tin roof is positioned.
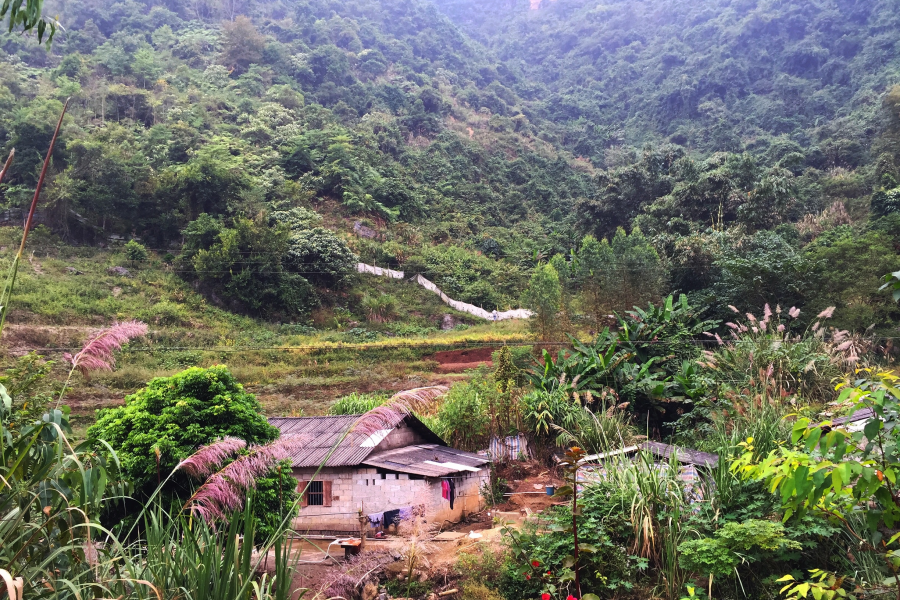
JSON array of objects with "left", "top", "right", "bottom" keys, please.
[
  {"left": 362, "top": 444, "right": 490, "bottom": 477},
  {"left": 269, "top": 414, "right": 469, "bottom": 473}
]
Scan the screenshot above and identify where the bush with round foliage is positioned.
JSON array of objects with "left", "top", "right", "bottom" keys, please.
[
  {"left": 88, "top": 365, "right": 298, "bottom": 538},
  {"left": 124, "top": 239, "right": 149, "bottom": 266},
  {"left": 283, "top": 227, "right": 357, "bottom": 288}
]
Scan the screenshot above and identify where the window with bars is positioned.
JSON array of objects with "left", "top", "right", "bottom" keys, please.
[
  {"left": 307, "top": 480, "right": 324, "bottom": 506},
  {"left": 298, "top": 479, "right": 332, "bottom": 507}
]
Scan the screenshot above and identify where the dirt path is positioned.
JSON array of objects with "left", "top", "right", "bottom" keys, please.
[{"left": 427, "top": 347, "right": 494, "bottom": 373}]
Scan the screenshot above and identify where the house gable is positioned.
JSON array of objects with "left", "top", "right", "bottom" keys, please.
[{"left": 373, "top": 419, "right": 430, "bottom": 452}]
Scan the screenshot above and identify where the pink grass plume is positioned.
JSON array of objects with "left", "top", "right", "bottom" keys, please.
[
  {"left": 182, "top": 434, "right": 307, "bottom": 521},
  {"left": 178, "top": 437, "right": 247, "bottom": 479},
  {"left": 788, "top": 307, "right": 800, "bottom": 319},
  {"left": 64, "top": 320, "right": 148, "bottom": 377},
  {"left": 817, "top": 306, "right": 836, "bottom": 319},
  {"left": 351, "top": 386, "right": 448, "bottom": 436}
]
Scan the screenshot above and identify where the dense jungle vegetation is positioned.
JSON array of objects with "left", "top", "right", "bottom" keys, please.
[
  {"left": 0, "top": 0, "right": 895, "bottom": 328},
  {"left": 6, "top": 0, "right": 900, "bottom": 600}
]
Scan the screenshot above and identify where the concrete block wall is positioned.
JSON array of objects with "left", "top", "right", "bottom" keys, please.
[{"left": 290, "top": 466, "right": 489, "bottom": 533}]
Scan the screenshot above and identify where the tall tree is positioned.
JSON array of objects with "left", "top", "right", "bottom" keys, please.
[
  {"left": 220, "top": 15, "right": 265, "bottom": 74},
  {"left": 524, "top": 263, "right": 562, "bottom": 341}
]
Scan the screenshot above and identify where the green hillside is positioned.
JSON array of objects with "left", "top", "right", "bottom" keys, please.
[
  {"left": 433, "top": 0, "right": 900, "bottom": 164},
  {"left": 1, "top": 0, "right": 900, "bottom": 337}
]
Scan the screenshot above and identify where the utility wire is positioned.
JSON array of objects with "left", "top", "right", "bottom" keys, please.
[{"left": 19, "top": 336, "right": 891, "bottom": 354}]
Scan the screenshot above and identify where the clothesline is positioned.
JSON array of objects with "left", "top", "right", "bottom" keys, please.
[{"left": 367, "top": 504, "right": 426, "bottom": 528}]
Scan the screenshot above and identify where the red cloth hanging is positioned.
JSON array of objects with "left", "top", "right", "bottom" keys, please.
[{"left": 441, "top": 479, "right": 450, "bottom": 500}]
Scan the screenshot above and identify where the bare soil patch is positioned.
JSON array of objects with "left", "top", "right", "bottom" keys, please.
[{"left": 427, "top": 348, "right": 493, "bottom": 373}]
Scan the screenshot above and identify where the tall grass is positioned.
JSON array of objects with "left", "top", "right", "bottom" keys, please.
[
  {"left": 361, "top": 293, "right": 399, "bottom": 323},
  {"left": 328, "top": 391, "right": 389, "bottom": 415},
  {"left": 600, "top": 450, "right": 694, "bottom": 600},
  {"left": 702, "top": 303, "right": 842, "bottom": 403},
  {"left": 553, "top": 402, "right": 637, "bottom": 455},
  {"left": 99, "top": 503, "right": 302, "bottom": 600}
]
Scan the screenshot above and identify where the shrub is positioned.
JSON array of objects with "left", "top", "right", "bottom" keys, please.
[
  {"left": 283, "top": 227, "right": 357, "bottom": 288},
  {"left": 140, "top": 300, "right": 190, "bottom": 326},
  {"left": 329, "top": 392, "right": 389, "bottom": 415},
  {"left": 456, "top": 543, "right": 507, "bottom": 588},
  {"left": 124, "top": 239, "right": 149, "bottom": 265},
  {"left": 361, "top": 293, "right": 399, "bottom": 323},
  {"left": 460, "top": 582, "right": 505, "bottom": 600},
  {"left": 179, "top": 214, "right": 322, "bottom": 318},
  {"left": 480, "top": 477, "right": 507, "bottom": 507},
  {"left": 429, "top": 370, "right": 494, "bottom": 451},
  {"left": 500, "top": 489, "right": 641, "bottom": 599},
  {"left": 87, "top": 365, "right": 298, "bottom": 538},
  {"left": 679, "top": 520, "right": 801, "bottom": 579}
]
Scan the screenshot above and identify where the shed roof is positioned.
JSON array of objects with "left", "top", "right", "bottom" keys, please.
[
  {"left": 641, "top": 441, "right": 718, "bottom": 468},
  {"left": 580, "top": 441, "right": 718, "bottom": 468},
  {"left": 269, "top": 414, "right": 454, "bottom": 470},
  {"left": 362, "top": 444, "right": 490, "bottom": 477},
  {"left": 816, "top": 408, "right": 874, "bottom": 428}
]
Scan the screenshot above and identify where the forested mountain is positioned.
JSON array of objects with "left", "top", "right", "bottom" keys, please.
[
  {"left": 0, "top": 0, "right": 600, "bottom": 314},
  {"left": 432, "top": 0, "right": 898, "bottom": 164},
  {"left": 0, "top": 0, "right": 899, "bottom": 330}
]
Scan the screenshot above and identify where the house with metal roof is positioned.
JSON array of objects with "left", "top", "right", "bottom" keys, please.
[{"left": 270, "top": 414, "right": 490, "bottom": 536}]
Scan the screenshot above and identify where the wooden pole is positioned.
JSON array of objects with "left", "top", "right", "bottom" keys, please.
[{"left": 358, "top": 501, "right": 367, "bottom": 551}]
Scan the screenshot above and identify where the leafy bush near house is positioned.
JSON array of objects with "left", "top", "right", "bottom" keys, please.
[
  {"left": 87, "top": 365, "right": 298, "bottom": 539},
  {"left": 429, "top": 370, "right": 493, "bottom": 451},
  {"left": 498, "top": 488, "right": 645, "bottom": 600},
  {"left": 678, "top": 520, "right": 801, "bottom": 578}
]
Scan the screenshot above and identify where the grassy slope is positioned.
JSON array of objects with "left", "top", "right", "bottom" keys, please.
[{"left": 0, "top": 227, "right": 533, "bottom": 433}]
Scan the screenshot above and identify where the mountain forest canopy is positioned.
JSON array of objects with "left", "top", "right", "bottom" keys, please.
[
  {"left": 6, "top": 1, "right": 900, "bottom": 600},
  {"left": 0, "top": 0, "right": 890, "bottom": 325}
]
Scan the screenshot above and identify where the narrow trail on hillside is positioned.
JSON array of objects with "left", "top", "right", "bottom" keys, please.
[{"left": 356, "top": 263, "right": 533, "bottom": 321}]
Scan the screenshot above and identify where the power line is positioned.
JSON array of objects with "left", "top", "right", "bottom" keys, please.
[{"left": 18, "top": 336, "right": 890, "bottom": 354}]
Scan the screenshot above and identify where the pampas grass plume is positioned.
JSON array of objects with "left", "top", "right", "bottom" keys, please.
[
  {"left": 65, "top": 320, "right": 148, "bottom": 376},
  {"left": 182, "top": 434, "right": 306, "bottom": 521}
]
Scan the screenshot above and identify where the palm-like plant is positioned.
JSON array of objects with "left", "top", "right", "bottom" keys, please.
[{"left": 1, "top": 398, "right": 130, "bottom": 599}]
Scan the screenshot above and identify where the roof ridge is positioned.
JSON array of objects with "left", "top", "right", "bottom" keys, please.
[{"left": 268, "top": 414, "right": 361, "bottom": 421}]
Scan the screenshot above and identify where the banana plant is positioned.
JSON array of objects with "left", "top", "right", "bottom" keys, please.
[{"left": 1, "top": 387, "right": 129, "bottom": 599}]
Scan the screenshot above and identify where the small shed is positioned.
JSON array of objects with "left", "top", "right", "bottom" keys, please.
[
  {"left": 579, "top": 441, "right": 719, "bottom": 468},
  {"left": 576, "top": 441, "right": 719, "bottom": 505},
  {"left": 270, "top": 414, "right": 490, "bottom": 536}
]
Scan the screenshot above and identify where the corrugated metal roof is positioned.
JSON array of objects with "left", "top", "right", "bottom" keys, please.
[
  {"left": 816, "top": 408, "right": 874, "bottom": 428},
  {"left": 362, "top": 444, "right": 490, "bottom": 477},
  {"left": 269, "top": 414, "right": 451, "bottom": 469},
  {"left": 269, "top": 415, "right": 376, "bottom": 467},
  {"left": 641, "top": 441, "right": 718, "bottom": 467},
  {"left": 579, "top": 442, "right": 718, "bottom": 468}
]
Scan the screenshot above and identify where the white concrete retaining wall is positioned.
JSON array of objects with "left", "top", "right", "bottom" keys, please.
[
  {"left": 356, "top": 262, "right": 405, "bottom": 279},
  {"left": 356, "top": 262, "right": 533, "bottom": 321}
]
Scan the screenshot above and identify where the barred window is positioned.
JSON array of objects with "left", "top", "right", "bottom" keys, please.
[{"left": 307, "top": 480, "right": 324, "bottom": 506}]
